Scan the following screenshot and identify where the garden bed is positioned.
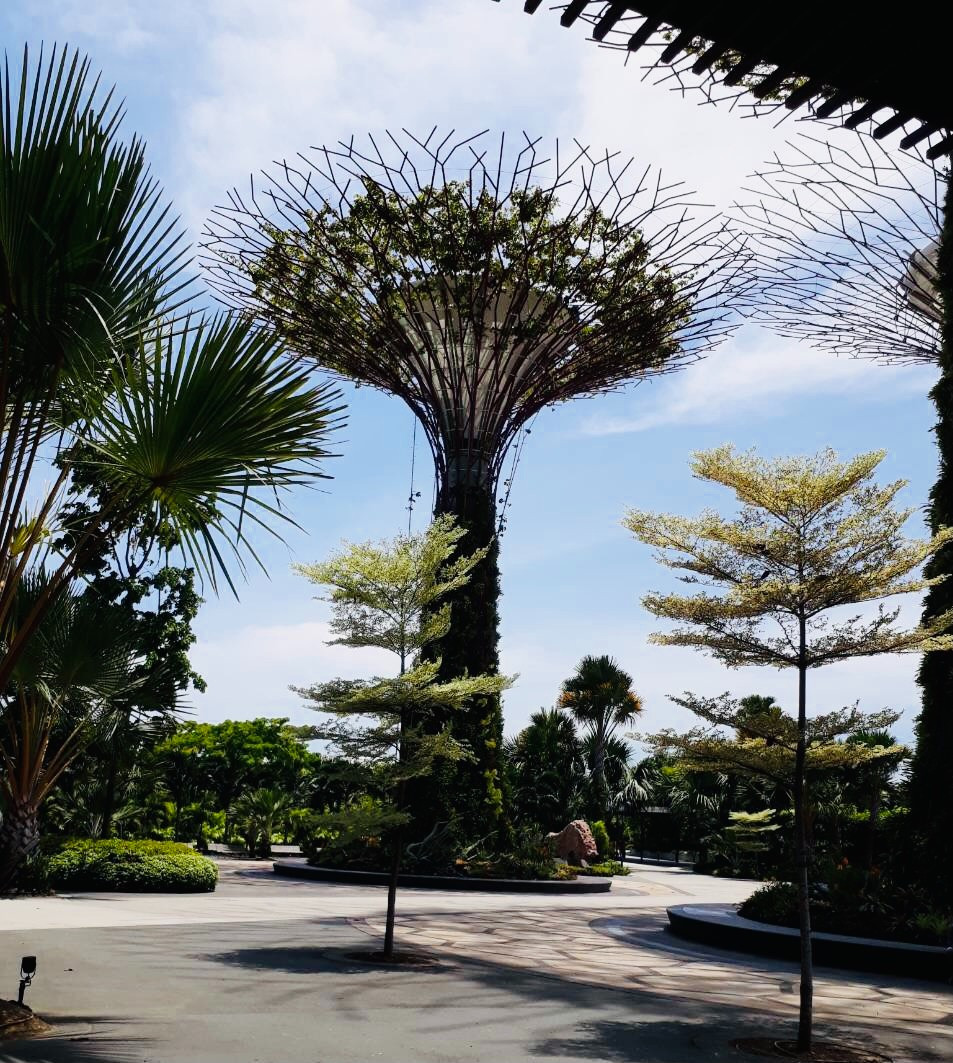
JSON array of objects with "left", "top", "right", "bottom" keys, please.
[
  {"left": 0, "top": 1001, "right": 50, "bottom": 1041},
  {"left": 666, "top": 903, "right": 953, "bottom": 981},
  {"left": 273, "top": 859, "right": 612, "bottom": 893}
]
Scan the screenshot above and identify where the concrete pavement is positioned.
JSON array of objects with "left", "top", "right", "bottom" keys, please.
[{"left": 0, "top": 862, "right": 949, "bottom": 1062}]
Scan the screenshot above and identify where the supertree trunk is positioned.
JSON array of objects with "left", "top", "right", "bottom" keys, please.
[
  {"left": 413, "top": 473, "right": 506, "bottom": 837},
  {"left": 206, "top": 129, "right": 748, "bottom": 847},
  {"left": 0, "top": 799, "right": 40, "bottom": 894},
  {"left": 912, "top": 168, "right": 953, "bottom": 905}
]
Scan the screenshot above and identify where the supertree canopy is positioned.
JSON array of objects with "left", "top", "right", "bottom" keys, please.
[
  {"left": 735, "top": 132, "right": 942, "bottom": 365},
  {"left": 205, "top": 129, "right": 747, "bottom": 837}
]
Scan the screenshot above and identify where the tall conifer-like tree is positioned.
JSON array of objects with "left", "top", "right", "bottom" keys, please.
[
  {"left": 206, "top": 129, "right": 746, "bottom": 829},
  {"left": 732, "top": 137, "right": 953, "bottom": 890},
  {"left": 625, "top": 445, "right": 953, "bottom": 1053},
  {"left": 294, "top": 516, "right": 510, "bottom": 958}
]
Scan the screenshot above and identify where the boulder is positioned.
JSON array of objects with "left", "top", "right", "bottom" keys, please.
[{"left": 546, "top": 820, "right": 599, "bottom": 865}]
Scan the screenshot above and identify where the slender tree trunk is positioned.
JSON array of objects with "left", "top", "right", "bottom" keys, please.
[
  {"left": 864, "top": 785, "right": 881, "bottom": 872},
  {"left": 383, "top": 708, "right": 409, "bottom": 960},
  {"left": 794, "top": 616, "right": 814, "bottom": 1054},
  {"left": 383, "top": 815, "right": 404, "bottom": 960},
  {"left": 0, "top": 800, "right": 40, "bottom": 894},
  {"left": 592, "top": 730, "right": 608, "bottom": 820}
]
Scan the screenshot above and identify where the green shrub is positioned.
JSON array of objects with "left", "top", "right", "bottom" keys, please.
[
  {"left": 739, "top": 881, "right": 799, "bottom": 927},
  {"left": 739, "top": 876, "right": 951, "bottom": 945},
  {"left": 575, "top": 860, "right": 630, "bottom": 877},
  {"left": 47, "top": 840, "right": 217, "bottom": 893},
  {"left": 590, "top": 819, "right": 611, "bottom": 858}
]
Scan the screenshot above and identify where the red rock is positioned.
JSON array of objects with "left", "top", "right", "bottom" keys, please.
[{"left": 546, "top": 820, "right": 598, "bottom": 865}]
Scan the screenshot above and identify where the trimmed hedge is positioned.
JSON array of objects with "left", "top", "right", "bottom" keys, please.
[{"left": 47, "top": 840, "right": 217, "bottom": 893}]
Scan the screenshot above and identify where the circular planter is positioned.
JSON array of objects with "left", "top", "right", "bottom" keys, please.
[
  {"left": 273, "top": 859, "right": 612, "bottom": 893},
  {"left": 667, "top": 903, "right": 953, "bottom": 981}
]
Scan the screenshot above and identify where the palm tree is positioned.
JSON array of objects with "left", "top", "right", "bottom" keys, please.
[
  {"left": 0, "top": 575, "right": 159, "bottom": 888},
  {"left": 0, "top": 46, "right": 343, "bottom": 692},
  {"left": 232, "top": 788, "right": 292, "bottom": 857},
  {"left": 504, "top": 708, "right": 584, "bottom": 829},
  {"left": 846, "top": 730, "right": 906, "bottom": 869},
  {"left": 1, "top": 47, "right": 343, "bottom": 890},
  {"left": 558, "top": 655, "right": 643, "bottom": 819}
]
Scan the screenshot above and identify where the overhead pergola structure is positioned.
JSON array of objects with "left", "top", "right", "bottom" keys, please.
[{"left": 508, "top": 2, "right": 953, "bottom": 159}]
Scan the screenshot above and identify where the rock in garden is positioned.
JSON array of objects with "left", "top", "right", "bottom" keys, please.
[{"left": 546, "top": 820, "right": 598, "bottom": 865}]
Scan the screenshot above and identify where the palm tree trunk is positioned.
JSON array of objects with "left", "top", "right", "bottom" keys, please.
[
  {"left": 102, "top": 752, "right": 118, "bottom": 839},
  {"left": 794, "top": 615, "right": 814, "bottom": 1053},
  {"left": 593, "top": 729, "right": 608, "bottom": 819},
  {"left": 0, "top": 800, "right": 40, "bottom": 894}
]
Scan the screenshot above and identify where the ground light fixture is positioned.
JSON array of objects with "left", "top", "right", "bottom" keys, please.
[{"left": 17, "top": 956, "right": 36, "bottom": 1006}]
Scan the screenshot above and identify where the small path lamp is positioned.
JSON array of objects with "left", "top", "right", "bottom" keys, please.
[{"left": 17, "top": 956, "right": 36, "bottom": 1007}]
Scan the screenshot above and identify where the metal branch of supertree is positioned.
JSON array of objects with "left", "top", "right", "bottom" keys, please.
[
  {"left": 733, "top": 132, "right": 943, "bottom": 366},
  {"left": 204, "top": 128, "right": 749, "bottom": 499}
]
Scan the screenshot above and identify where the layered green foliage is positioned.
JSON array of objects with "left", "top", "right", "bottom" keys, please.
[
  {"left": 47, "top": 839, "right": 217, "bottom": 892},
  {"left": 627, "top": 445, "right": 952, "bottom": 1052},
  {"left": 244, "top": 180, "right": 688, "bottom": 400},
  {"left": 646, "top": 696, "right": 904, "bottom": 789},
  {"left": 294, "top": 516, "right": 511, "bottom": 861}
]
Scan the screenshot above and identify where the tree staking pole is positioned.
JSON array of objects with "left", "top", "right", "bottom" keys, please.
[{"left": 205, "top": 129, "right": 749, "bottom": 837}]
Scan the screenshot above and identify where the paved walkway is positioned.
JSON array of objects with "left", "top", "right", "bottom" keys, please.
[
  {"left": 0, "top": 859, "right": 742, "bottom": 930},
  {"left": 1, "top": 861, "right": 950, "bottom": 1062}
]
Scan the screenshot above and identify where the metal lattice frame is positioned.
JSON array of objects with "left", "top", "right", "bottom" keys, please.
[
  {"left": 732, "top": 132, "right": 943, "bottom": 366},
  {"left": 204, "top": 129, "right": 749, "bottom": 501}
]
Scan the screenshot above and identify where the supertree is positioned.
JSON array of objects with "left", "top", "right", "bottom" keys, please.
[
  {"left": 733, "top": 131, "right": 953, "bottom": 902},
  {"left": 734, "top": 132, "right": 942, "bottom": 364},
  {"left": 204, "top": 129, "right": 748, "bottom": 836}
]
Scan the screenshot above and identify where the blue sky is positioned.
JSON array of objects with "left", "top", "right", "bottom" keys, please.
[{"left": 3, "top": 1, "right": 940, "bottom": 744}]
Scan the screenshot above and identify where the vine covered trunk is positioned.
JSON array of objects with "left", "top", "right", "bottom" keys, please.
[
  {"left": 413, "top": 472, "right": 505, "bottom": 840},
  {"left": 913, "top": 167, "right": 953, "bottom": 906}
]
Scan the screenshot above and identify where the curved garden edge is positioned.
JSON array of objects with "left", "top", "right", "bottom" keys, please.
[
  {"left": 666, "top": 903, "right": 953, "bottom": 982},
  {"left": 273, "top": 859, "right": 612, "bottom": 893}
]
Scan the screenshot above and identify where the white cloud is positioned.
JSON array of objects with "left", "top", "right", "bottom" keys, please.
[
  {"left": 562, "top": 43, "right": 798, "bottom": 211},
  {"left": 171, "top": 0, "right": 581, "bottom": 239},
  {"left": 579, "top": 326, "right": 936, "bottom": 436},
  {"left": 189, "top": 619, "right": 393, "bottom": 724}
]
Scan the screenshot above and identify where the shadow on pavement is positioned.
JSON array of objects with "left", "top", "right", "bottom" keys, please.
[
  {"left": 197, "top": 934, "right": 950, "bottom": 1063},
  {"left": 202, "top": 944, "right": 448, "bottom": 977},
  {"left": 0, "top": 1027, "right": 151, "bottom": 1063}
]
